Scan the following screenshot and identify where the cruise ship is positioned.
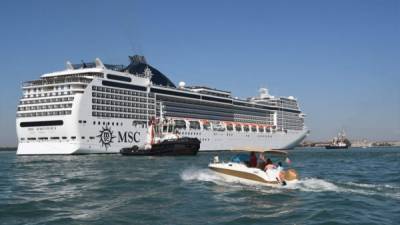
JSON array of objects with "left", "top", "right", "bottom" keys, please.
[{"left": 16, "top": 55, "right": 309, "bottom": 155}]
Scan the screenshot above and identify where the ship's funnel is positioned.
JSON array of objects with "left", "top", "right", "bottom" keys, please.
[{"left": 129, "top": 55, "right": 147, "bottom": 65}]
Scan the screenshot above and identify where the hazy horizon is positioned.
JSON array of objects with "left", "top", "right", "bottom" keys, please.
[{"left": 0, "top": 0, "right": 399, "bottom": 147}]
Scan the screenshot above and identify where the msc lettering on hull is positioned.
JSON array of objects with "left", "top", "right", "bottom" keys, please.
[
  {"left": 97, "top": 125, "right": 141, "bottom": 150},
  {"left": 118, "top": 131, "right": 140, "bottom": 143}
]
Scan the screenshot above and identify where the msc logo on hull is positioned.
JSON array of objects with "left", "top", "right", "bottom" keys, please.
[
  {"left": 97, "top": 126, "right": 140, "bottom": 150},
  {"left": 117, "top": 131, "right": 140, "bottom": 143}
]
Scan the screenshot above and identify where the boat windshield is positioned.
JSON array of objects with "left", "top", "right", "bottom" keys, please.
[{"left": 231, "top": 153, "right": 249, "bottom": 163}]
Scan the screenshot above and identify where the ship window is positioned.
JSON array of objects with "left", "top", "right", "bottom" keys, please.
[
  {"left": 50, "top": 137, "right": 60, "bottom": 140},
  {"left": 107, "top": 74, "right": 132, "bottom": 82},
  {"left": 89, "top": 136, "right": 95, "bottom": 140},
  {"left": 27, "top": 137, "right": 36, "bottom": 140},
  {"left": 226, "top": 124, "right": 233, "bottom": 131},
  {"left": 81, "top": 136, "right": 85, "bottom": 139},
  {"left": 150, "top": 88, "right": 200, "bottom": 99},
  {"left": 168, "top": 125, "right": 173, "bottom": 133},
  {"left": 189, "top": 121, "right": 200, "bottom": 130},
  {"left": 79, "top": 120, "right": 82, "bottom": 123},
  {"left": 38, "top": 137, "right": 48, "bottom": 140},
  {"left": 243, "top": 125, "right": 249, "bottom": 132},
  {"left": 174, "top": 120, "right": 186, "bottom": 129},
  {"left": 62, "top": 137, "right": 67, "bottom": 139},
  {"left": 102, "top": 80, "right": 147, "bottom": 92},
  {"left": 20, "top": 138, "right": 25, "bottom": 141},
  {"left": 259, "top": 127, "right": 264, "bottom": 132},
  {"left": 20, "top": 120, "right": 63, "bottom": 127}
]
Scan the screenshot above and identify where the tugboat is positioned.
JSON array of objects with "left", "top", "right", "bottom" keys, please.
[
  {"left": 120, "top": 117, "right": 200, "bottom": 156},
  {"left": 325, "top": 130, "right": 351, "bottom": 149}
]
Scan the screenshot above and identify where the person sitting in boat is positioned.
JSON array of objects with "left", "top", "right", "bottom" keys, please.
[
  {"left": 249, "top": 152, "right": 257, "bottom": 168},
  {"left": 264, "top": 158, "right": 276, "bottom": 171}
]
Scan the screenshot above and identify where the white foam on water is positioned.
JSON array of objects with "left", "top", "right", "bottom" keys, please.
[
  {"left": 284, "top": 178, "right": 339, "bottom": 192},
  {"left": 285, "top": 178, "right": 400, "bottom": 199},
  {"left": 181, "top": 169, "right": 400, "bottom": 199},
  {"left": 343, "top": 182, "right": 400, "bottom": 199},
  {"left": 345, "top": 182, "right": 399, "bottom": 190},
  {"left": 181, "top": 167, "right": 223, "bottom": 183}
]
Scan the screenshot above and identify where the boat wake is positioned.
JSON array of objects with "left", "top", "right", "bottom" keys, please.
[
  {"left": 180, "top": 168, "right": 400, "bottom": 199},
  {"left": 287, "top": 178, "right": 400, "bottom": 199},
  {"left": 181, "top": 167, "right": 228, "bottom": 183},
  {"left": 285, "top": 178, "right": 339, "bottom": 192}
]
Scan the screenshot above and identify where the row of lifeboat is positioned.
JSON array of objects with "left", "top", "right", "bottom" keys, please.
[{"left": 161, "top": 117, "right": 278, "bottom": 133}]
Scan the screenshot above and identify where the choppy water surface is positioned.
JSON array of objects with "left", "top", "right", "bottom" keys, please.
[{"left": 0, "top": 147, "right": 399, "bottom": 225}]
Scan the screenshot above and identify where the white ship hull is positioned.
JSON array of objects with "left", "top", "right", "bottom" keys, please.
[
  {"left": 16, "top": 119, "right": 307, "bottom": 155},
  {"left": 16, "top": 55, "right": 309, "bottom": 155}
]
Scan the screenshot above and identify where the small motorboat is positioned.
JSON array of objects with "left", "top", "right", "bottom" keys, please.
[
  {"left": 120, "top": 137, "right": 200, "bottom": 156},
  {"left": 208, "top": 148, "right": 298, "bottom": 186}
]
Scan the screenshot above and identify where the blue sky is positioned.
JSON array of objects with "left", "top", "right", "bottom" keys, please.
[{"left": 0, "top": 0, "right": 399, "bottom": 146}]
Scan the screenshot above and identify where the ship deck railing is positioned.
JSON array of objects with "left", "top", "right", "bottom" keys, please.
[{"left": 22, "top": 77, "right": 93, "bottom": 87}]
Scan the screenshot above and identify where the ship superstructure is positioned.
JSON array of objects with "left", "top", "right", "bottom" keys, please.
[{"left": 16, "top": 55, "right": 309, "bottom": 155}]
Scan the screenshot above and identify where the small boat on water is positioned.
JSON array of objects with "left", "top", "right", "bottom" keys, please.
[
  {"left": 325, "top": 130, "right": 351, "bottom": 149},
  {"left": 208, "top": 148, "right": 298, "bottom": 186},
  {"left": 120, "top": 137, "right": 200, "bottom": 156},
  {"left": 120, "top": 117, "right": 200, "bottom": 156}
]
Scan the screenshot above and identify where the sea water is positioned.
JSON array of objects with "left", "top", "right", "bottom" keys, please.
[{"left": 0, "top": 147, "right": 399, "bottom": 225}]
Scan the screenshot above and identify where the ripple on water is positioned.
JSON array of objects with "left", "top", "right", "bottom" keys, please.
[{"left": 1, "top": 148, "right": 400, "bottom": 225}]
